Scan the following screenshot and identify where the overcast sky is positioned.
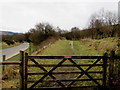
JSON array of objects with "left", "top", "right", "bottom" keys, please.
[{"left": 0, "top": 0, "right": 119, "bottom": 33}]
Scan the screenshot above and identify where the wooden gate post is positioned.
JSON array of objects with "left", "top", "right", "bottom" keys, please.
[
  {"left": 109, "top": 50, "right": 115, "bottom": 87},
  {"left": 2, "top": 55, "right": 6, "bottom": 72},
  {"left": 20, "top": 51, "right": 24, "bottom": 90},
  {"left": 25, "top": 53, "right": 28, "bottom": 90},
  {"left": 103, "top": 52, "right": 108, "bottom": 87},
  {"left": 29, "top": 43, "right": 31, "bottom": 55}
]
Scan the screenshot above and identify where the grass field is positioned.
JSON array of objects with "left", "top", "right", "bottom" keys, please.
[
  {"left": 39, "top": 37, "right": 118, "bottom": 56},
  {"left": 27, "top": 39, "right": 107, "bottom": 88},
  {"left": 40, "top": 40, "right": 74, "bottom": 55},
  {"left": 2, "top": 37, "right": 119, "bottom": 88},
  {"left": 28, "top": 38, "right": 118, "bottom": 88}
]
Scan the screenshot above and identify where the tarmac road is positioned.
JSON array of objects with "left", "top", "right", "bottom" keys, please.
[{"left": 0, "top": 42, "right": 29, "bottom": 61}]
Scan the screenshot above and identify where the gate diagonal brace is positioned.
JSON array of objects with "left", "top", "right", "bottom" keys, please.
[
  {"left": 67, "top": 58, "right": 101, "bottom": 87},
  {"left": 29, "top": 58, "right": 67, "bottom": 89},
  {"left": 29, "top": 59, "right": 65, "bottom": 88}
]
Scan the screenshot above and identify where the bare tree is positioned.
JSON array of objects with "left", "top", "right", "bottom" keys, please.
[
  {"left": 28, "top": 23, "right": 56, "bottom": 45},
  {"left": 88, "top": 9, "right": 118, "bottom": 38}
]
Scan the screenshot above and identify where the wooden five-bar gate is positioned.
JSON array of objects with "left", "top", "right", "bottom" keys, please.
[
  {"left": 1, "top": 51, "right": 120, "bottom": 90},
  {"left": 23, "top": 52, "right": 108, "bottom": 90}
]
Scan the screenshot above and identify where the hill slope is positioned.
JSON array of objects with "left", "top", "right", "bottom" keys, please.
[{"left": 39, "top": 37, "right": 119, "bottom": 56}]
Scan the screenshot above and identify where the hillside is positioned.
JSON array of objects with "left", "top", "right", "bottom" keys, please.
[
  {"left": 0, "top": 31, "right": 20, "bottom": 35},
  {"left": 39, "top": 37, "right": 119, "bottom": 56}
]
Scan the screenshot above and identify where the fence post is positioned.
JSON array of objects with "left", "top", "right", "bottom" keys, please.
[
  {"left": 109, "top": 50, "right": 115, "bottom": 87},
  {"left": 103, "top": 52, "right": 108, "bottom": 87},
  {"left": 20, "top": 51, "right": 24, "bottom": 90},
  {"left": 2, "top": 55, "right": 6, "bottom": 72},
  {"left": 25, "top": 53, "right": 28, "bottom": 90},
  {"left": 29, "top": 43, "right": 31, "bottom": 55}
]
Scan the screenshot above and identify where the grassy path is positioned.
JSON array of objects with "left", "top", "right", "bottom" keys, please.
[
  {"left": 32, "top": 40, "right": 103, "bottom": 87},
  {"left": 39, "top": 40, "right": 74, "bottom": 55},
  {"left": 37, "top": 40, "right": 103, "bottom": 66},
  {"left": 39, "top": 40, "right": 102, "bottom": 56}
]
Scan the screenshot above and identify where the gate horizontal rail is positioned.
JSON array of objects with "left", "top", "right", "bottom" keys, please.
[
  {"left": 27, "top": 78, "right": 103, "bottom": 83},
  {"left": 0, "top": 61, "right": 21, "bottom": 65},
  {"left": 28, "top": 56, "right": 107, "bottom": 59},
  {"left": 27, "top": 71, "right": 103, "bottom": 75},
  {"left": 27, "top": 64, "right": 104, "bottom": 67},
  {"left": 28, "top": 55, "right": 120, "bottom": 59}
]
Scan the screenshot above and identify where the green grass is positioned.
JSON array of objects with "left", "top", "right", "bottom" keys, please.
[
  {"left": 27, "top": 40, "right": 104, "bottom": 88},
  {"left": 73, "top": 41, "right": 101, "bottom": 56},
  {"left": 40, "top": 40, "right": 74, "bottom": 55},
  {"left": 3, "top": 38, "right": 119, "bottom": 88},
  {"left": 39, "top": 38, "right": 117, "bottom": 56},
  {"left": 30, "top": 43, "right": 37, "bottom": 53},
  {"left": 29, "top": 38, "right": 118, "bottom": 88},
  {"left": 8, "top": 37, "right": 117, "bottom": 61},
  {"left": 73, "top": 37, "right": 118, "bottom": 56}
]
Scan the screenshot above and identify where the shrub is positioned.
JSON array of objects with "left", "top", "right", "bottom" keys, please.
[{"left": 4, "top": 40, "right": 15, "bottom": 45}]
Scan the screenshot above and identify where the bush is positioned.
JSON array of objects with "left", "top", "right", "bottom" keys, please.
[{"left": 4, "top": 40, "right": 15, "bottom": 45}]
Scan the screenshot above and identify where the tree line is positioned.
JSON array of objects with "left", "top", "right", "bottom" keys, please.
[
  {"left": 2, "top": 9, "right": 120, "bottom": 45},
  {"left": 2, "top": 23, "right": 59, "bottom": 45},
  {"left": 63, "top": 9, "right": 120, "bottom": 40}
]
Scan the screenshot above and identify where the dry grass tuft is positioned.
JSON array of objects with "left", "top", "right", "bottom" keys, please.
[
  {"left": 2, "top": 65, "right": 20, "bottom": 88},
  {"left": 2, "top": 66, "right": 19, "bottom": 80}
]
